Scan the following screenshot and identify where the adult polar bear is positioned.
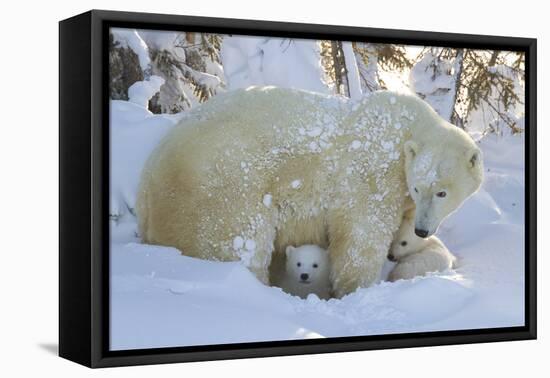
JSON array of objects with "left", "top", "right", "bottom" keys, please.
[{"left": 137, "top": 86, "right": 483, "bottom": 297}]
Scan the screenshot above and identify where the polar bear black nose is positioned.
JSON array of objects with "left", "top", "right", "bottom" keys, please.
[
  {"left": 300, "top": 273, "right": 309, "bottom": 281},
  {"left": 415, "top": 228, "right": 429, "bottom": 238}
]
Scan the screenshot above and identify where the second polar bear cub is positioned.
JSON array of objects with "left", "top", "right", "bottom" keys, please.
[
  {"left": 388, "top": 210, "right": 456, "bottom": 282},
  {"left": 279, "top": 245, "right": 331, "bottom": 299}
]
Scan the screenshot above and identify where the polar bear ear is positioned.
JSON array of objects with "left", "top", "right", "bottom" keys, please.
[
  {"left": 285, "top": 245, "right": 295, "bottom": 258},
  {"left": 467, "top": 148, "right": 481, "bottom": 169},
  {"left": 404, "top": 141, "right": 418, "bottom": 163}
]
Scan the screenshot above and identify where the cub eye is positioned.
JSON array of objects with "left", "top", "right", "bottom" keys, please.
[
  {"left": 297, "top": 262, "right": 301, "bottom": 267},
  {"left": 414, "top": 187, "right": 418, "bottom": 193},
  {"left": 313, "top": 263, "right": 318, "bottom": 268},
  {"left": 436, "top": 191, "right": 447, "bottom": 198},
  {"left": 400, "top": 241, "right": 407, "bottom": 246}
]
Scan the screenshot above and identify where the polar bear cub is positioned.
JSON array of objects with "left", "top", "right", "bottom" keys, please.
[
  {"left": 279, "top": 245, "right": 331, "bottom": 299},
  {"left": 388, "top": 210, "right": 456, "bottom": 282}
]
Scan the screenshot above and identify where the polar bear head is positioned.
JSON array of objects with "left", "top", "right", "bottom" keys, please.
[
  {"left": 388, "top": 210, "right": 429, "bottom": 261},
  {"left": 403, "top": 127, "right": 483, "bottom": 238},
  {"left": 285, "top": 244, "right": 329, "bottom": 286}
]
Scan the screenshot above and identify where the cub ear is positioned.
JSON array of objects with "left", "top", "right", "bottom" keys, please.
[
  {"left": 403, "top": 207, "right": 415, "bottom": 221},
  {"left": 467, "top": 148, "right": 482, "bottom": 169},
  {"left": 285, "top": 245, "right": 295, "bottom": 258},
  {"left": 404, "top": 140, "right": 418, "bottom": 164}
]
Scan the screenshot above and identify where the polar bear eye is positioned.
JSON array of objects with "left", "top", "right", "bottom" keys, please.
[
  {"left": 436, "top": 191, "right": 447, "bottom": 198},
  {"left": 313, "top": 263, "right": 318, "bottom": 268},
  {"left": 414, "top": 187, "right": 418, "bottom": 193},
  {"left": 297, "top": 262, "right": 301, "bottom": 267},
  {"left": 400, "top": 241, "right": 407, "bottom": 246}
]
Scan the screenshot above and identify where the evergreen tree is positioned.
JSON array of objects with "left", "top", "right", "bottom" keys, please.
[
  {"left": 108, "top": 30, "right": 225, "bottom": 113},
  {"left": 353, "top": 43, "right": 413, "bottom": 92},
  {"left": 457, "top": 50, "right": 524, "bottom": 134},
  {"left": 410, "top": 47, "right": 524, "bottom": 134},
  {"left": 109, "top": 32, "right": 146, "bottom": 101},
  {"left": 148, "top": 32, "right": 224, "bottom": 113}
]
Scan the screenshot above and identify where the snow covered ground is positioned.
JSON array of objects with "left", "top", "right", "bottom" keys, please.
[{"left": 109, "top": 92, "right": 524, "bottom": 351}]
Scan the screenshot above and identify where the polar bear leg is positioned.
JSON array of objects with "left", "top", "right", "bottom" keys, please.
[
  {"left": 229, "top": 214, "right": 277, "bottom": 285},
  {"left": 183, "top": 196, "right": 277, "bottom": 285},
  {"left": 245, "top": 230, "right": 276, "bottom": 285},
  {"left": 328, "top": 197, "right": 402, "bottom": 297},
  {"left": 329, "top": 233, "right": 387, "bottom": 298}
]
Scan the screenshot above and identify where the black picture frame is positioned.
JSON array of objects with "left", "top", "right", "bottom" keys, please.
[{"left": 59, "top": 9, "right": 537, "bottom": 368}]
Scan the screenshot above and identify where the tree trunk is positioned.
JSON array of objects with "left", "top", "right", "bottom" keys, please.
[
  {"left": 450, "top": 49, "right": 465, "bottom": 127},
  {"left": 342, "top": 42, "right": 363, "bottom": 99},
  {"left": 488, "top": 50, "right": 499, "bottom": 67},
  {"left": 330, "top": 41, "right": 350, "bottom": 97}
]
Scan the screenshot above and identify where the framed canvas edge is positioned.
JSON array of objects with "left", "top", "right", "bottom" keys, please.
[
  {"left": 59, "top": 9, "right": 537, "bottom": 369},
  {"left": 59, "top": 11, "right": 93, "bottom": 367}
]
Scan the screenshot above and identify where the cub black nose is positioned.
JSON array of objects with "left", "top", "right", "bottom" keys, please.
[
  {"left": 415, "top": 228, "right": 429, "bottom": 238},
  {"left": 387, "top": 254, "right": 396, "bottom": 262},
  {"left": 300, "top": 273, "right": 309, "bottom": 281}
]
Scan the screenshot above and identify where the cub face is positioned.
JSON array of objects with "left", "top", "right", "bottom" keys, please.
[
  {"left": 403, "top": 134, "right": 483, "bottom": 238},
  {"left": 388, "top": 212, "right": 427, "bottom": 261},
  {"left": 285, "top": 245, "right": 329, "bottom": 285}
]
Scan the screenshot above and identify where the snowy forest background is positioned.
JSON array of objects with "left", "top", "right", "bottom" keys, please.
[
  {"left": 108, "top": 28, "right": 526, "bottom": 350},
  {"left": 109, "top": 29, "right": 525, "bottom": 137}
]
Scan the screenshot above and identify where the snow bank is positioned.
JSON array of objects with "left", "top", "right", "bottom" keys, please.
[
  {"left": 109, "top": 94, "right": 525, "bottom": 350},
  {"left": 409, "top": 51, "right": 457, "bottom": 120},
  {"left": 221, "top": 36, "right": 330, "bottom": 94},
  {"left": 127, "top": 76, "right": 165, "bottom": 108},
  {"left": 109, "top": 99, "right": 184, "bottom": 219}
]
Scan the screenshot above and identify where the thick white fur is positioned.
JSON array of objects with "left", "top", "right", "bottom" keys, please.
[
  {"left": 277, "top": 245, "right": 331, "bottom": 299},
  {"left": 137, "top": 87, "right": 482, "bottom": 297},
  {"left": 388, "top": 209, "right": 456, "bottom": 282}
]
